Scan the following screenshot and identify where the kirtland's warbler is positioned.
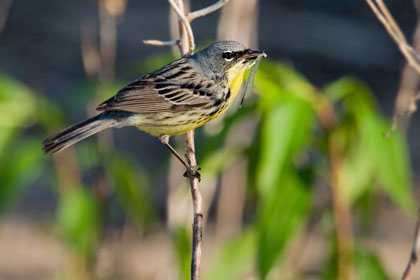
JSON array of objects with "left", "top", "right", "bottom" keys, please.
[{"left": 43, "top": 41, "right": 265, "bottom": 179}]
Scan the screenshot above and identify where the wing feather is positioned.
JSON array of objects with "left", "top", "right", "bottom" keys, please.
[{"left": 96, "top": 76, "right": 214, "bottom": 113}]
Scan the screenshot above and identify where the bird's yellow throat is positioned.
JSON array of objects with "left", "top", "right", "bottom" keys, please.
[{"left": 227, "top": 64, "right": 247, "bottom": 100}]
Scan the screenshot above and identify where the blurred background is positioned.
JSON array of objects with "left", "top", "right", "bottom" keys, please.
[{"left": 0, "top": 0, "right": 419, "bottom": 279}]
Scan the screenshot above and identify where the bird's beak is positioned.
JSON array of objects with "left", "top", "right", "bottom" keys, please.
[{"left": 243, "top": 49, "right": 266, "bottom": 60}]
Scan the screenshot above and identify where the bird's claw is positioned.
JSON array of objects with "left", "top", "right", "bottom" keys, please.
[{"left": 183, "top": 165, "right": 201, "bottom": 181}]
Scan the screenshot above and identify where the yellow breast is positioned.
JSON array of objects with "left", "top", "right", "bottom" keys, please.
[
  {"left": 228, "top": 68, "right": 246, "bottom": 101},
  {"left": 201, "top": 68, "right": 246, "bottom": 123},
  {"left": 135, "top": 65, "right": 248, "bottom": 137}
]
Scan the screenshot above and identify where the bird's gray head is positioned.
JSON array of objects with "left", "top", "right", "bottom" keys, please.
[{"left": 189, "top": 41, "right": 263, "bottom": 82}]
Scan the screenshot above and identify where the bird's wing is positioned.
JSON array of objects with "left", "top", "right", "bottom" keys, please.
[{"left": 96, "top": 74, "right": 218, "bottom": 114}]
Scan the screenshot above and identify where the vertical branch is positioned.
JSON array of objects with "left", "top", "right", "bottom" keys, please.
[
  {"left": 328, "top": 136, "right": 354, "bottom": 280},
  {"left": 402, "top": 208, "right": 420, "bottom": 280},
  {"left": 166, "top": 1, "right": 230, "bottom": 278},
  {"left": 169, "top": 1, "right": 202, "bottom": 278},
  {"left": 169, "top": 0, "right": 194, "bottom": 54},
  {"left": 364, "top": 1, "right": 420, "bottom": 278},
  {"left": 317, "top": 96, "right": 352, "bottom": 280},
  {"left": 185, "top": 130, "right": 204, "bottom": 280},
  {"left": 392, "top": 0, "right": 420, "bottom": 132}
]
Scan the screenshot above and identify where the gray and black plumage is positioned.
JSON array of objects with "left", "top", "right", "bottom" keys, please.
[{"left": 43, "top": 41, "right": 264, "bottom": 177}]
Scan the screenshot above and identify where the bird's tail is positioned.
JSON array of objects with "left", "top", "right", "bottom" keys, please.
[{"left": 43, "top": 111, "right": 128, "bottom": 154}]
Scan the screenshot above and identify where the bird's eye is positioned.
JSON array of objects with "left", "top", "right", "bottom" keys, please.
[{"left": 222, "top": 51, "right": 234, "bottom": 61}]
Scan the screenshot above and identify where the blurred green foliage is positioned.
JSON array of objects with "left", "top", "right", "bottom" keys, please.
[
  {"left": 204, "top": 229, "right": 256, "bottom": 280},
  {"left": 324, "top": 78, "right": 414, "bottom": 212},
  {"left": 0, "top": 73, "right": 53, "bottom": 213},
  {"left": 198, "top": 61, "right": 414, "bottom": 279},
  {"left": 0, "top": 55, "right": 415, "bottom": 279},
  {"left": 58, "top": 188, "right": 100, "bottom": 260},
  {"left": 108, "top": 153, "right": 156, "bottom": 227}
]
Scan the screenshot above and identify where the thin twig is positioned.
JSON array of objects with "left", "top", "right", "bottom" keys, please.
[
  {"left": 365, "top": 0, "right": 403, "bottom": 43},
  {"left": 168, "top": 0, "right": 195, "bottom": 54},
  {"left": 376, "top": 0, "right": 405, "bottom": 40},
  {"left": 365, "top": 0, "right": 420, "bottom": 133},
  {"left": 188, "top": 0, "right": 231, "bottom": 21},
  {"left": 402, "top": 208, "right": 420, "bottom": 280},
  {"left": 409, "top": 45, "right": 420, "bottom": 61},
  {"left": 143, "top": 39, "right": 181, "bottom": 47}
]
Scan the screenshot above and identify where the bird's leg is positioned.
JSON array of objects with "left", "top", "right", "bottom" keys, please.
[{"left": 159, "top": 135, "right": 201, "bottom": 181}]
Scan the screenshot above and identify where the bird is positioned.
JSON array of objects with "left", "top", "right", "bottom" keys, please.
[{"left": 43, "top": 41, "right": 265, "bottom": 179}]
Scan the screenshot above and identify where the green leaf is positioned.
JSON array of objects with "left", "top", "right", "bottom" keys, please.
[
  {"left": 36, "top": 97, "right": 66, "bottom": 131},
  {"left": 108, "top": 153, "right": 156, "bottom": 227},
  {"left": 57, "top": 188, "right": 100, "bottom": 259},
  {"left": 0, "top": 137, "right": 44, "bottom": 213},
  {"left": 256, "top": 97, "right": 314, "bottom": 196},
  {"left": 252, "top": 63, "right": 317, "bottom": 278},
  {"left": 355, "top": 247, "right": 390, "bottom": 280},
  {"left": 254, "top": 61, "right": 322, "bottom": 112},
  {"left": 257, "top": 171, "right": 312, "bottom": 278},
  {"left": 338, "top": 137, "right": 375, "bottom": 202},
  {"left": 324, "top": 77, "right": 376, "bottom": 117},
  {"left": 200, "top": 146, "right": 244, "bottom": 177},
  {"left": 204, "top": 229, "right": 256, "bottom": 280},
  {"left": 360, "top": 116, "right": 414, "bottom": 213},
  {"left": 325, "top": 77, "right": 415, "bottom": 213},
  {"left": 0, "top": 72, "right": 37, "bottom": 128}
]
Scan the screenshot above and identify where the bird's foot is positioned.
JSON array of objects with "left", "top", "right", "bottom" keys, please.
[{"left": 183, "top": 165, "right": 201, "bottom": 181}]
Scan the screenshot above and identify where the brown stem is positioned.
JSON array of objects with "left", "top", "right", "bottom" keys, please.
[
  {"left": 402, "top": 208, "right": 420, "bottom": 280},
  {"left": 186, "top": 130, "right": 203, "bottom": 280},
  {"left": 365, "top": 0, "right": 420, "bottom": 134},
  {"left": 328, "top": 135, "right": 354, "bottom": 280},
  {"left": 169, "top": 0, "right": 195, "bottom": 54},
  {"left": 364, "top": 2, "right": 420, "bottom": 278},
  {"left": 52, "top": 148, "right": 82, "bottom": 194},
  {"left": 169, "top": 0, "right": 202, "bottom": 278},
  {"left": 167, "top": 0, "right": 231, "bottom": 278},
  {"left": 143, "top": 39, "right": 181, "bottom": 48},
  {"left": 316, "top": 94, "right": 352, "bottom": 279},
  {"left": 388, "top": 0, "right": 420, "bottom": 133}
]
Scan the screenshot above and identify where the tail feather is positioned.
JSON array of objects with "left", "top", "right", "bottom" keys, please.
[{"left": 43, "top": 112, "right": 123, "bottom": 154}]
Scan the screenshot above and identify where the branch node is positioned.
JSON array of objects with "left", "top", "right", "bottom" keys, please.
[{"left": 168, "top": 0, "right": 195, "bottom": 54}]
